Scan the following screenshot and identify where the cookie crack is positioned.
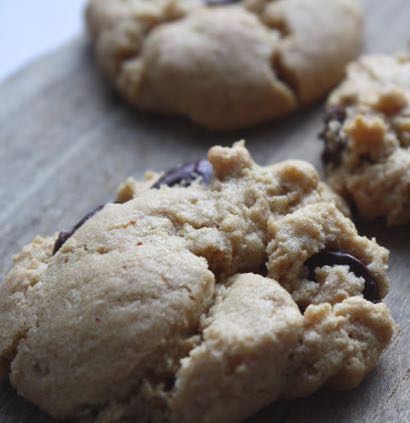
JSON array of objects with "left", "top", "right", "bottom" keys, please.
[
  {"left": 271, "top": 51, "right": 300, "bottom": 101},
  {"left": 244, "top": 0, "right": 291, "bottom": 37},
  {"left": 103, "top": 3, "right": 191, "bottom": 79},
  {"left": 105, "top": 1, "right": 300, "bottom": 103},
  {"left": 242, "top": 2, "right": 299, "bottom": 98}
]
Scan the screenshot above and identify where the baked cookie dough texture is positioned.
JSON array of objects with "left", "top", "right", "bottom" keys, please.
[
  {"left": 321, "top": 54, "right": 410, "bottom": 225},
  {"left": 0, "top": 144, "right": 394, "bottom": 422},
  {"left": 86, "top": 0, "right": 363, "bottom": 130}
]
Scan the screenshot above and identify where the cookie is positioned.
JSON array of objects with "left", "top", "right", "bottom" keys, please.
[
  {"left": 320, "top": 54, "right": 410, "bottom": 225},
  {"left": 85, "top": 0, "right": 363, "bottom": 130},
  {"left": 0, "top": 143, "right": 394, "bottom": 422}
]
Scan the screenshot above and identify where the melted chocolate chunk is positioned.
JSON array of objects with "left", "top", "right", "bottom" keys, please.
[
  {"left": 305, "top": 249, "right": 380, "bottom": 303},
  {"left": 53, "top": 205, "right": 105, "bottom": 255},
  {"left": 151, "top": 159, "right": 213, "bottom": 189},
  {"left": 319, "top": 106, "right": 348, "bottom": 167}
]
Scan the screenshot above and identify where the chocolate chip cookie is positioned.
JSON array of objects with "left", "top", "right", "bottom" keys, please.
[
  {"left": 0, "top": 143, "right": 394, "bottom": 422},
  {"left": 320, "top": 54, "right": 410, "bottom": 225},
  {"left": 86, "top": 0, "right": 363, "bottom": 130}
]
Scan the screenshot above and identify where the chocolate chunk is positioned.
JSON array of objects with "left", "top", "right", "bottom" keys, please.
[
  {"left": 319, "top": 106, "right": 347, "bottom": 167},
  {"left": 53, "top": 205, "right": 105, "bottom": 255},
  {"left": 305, "top": 249, "right": 380, "bottom": 303},
  {"left": 151, "top": 159, "right": 213, "bottom": 189}
]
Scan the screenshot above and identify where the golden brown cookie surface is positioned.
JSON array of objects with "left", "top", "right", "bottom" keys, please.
[
  {"left": 86, "top": 0, "right": 363, "bottom": 130},
  {"left": 0, "top": 143, "right": 394, "bottom": 422}
]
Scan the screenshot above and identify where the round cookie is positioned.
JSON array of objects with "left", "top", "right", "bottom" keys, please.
[
  {"left": 86, "top": 0, "right": 363, "bottom": 130},
  {"left": 0, "top": 143, "right": 394, "bottom": 422},
  {"left": 320, "top": 54, "right": 410, "bottom": 225}
]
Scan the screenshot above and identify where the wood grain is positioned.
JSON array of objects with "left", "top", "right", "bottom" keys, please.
[{"left": 1, "top": 0, "right": 409, "bottom": 421}]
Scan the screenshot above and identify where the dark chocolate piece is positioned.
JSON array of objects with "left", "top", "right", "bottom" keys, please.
[
  {"left": 305, "top": 249, "right": 380, "bottom": 303},
  {"left": 53, "top": 205, "right": 105, "bottom": 254},
  {"left": 151, "top": 159, "right": 213, "bottom": 189}
]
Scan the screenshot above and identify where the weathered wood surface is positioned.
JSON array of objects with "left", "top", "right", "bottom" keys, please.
[{"left": 1, "top": 0, "right": 409, "bottom": 421}]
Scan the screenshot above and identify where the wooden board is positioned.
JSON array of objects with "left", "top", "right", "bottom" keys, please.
[{"left": 1, "top": 1, "right": 409, "bottom": 421}]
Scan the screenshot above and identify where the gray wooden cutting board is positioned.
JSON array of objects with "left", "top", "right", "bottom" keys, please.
[{"left": 1, "top": 1, "right": 409, "bottom": 422}]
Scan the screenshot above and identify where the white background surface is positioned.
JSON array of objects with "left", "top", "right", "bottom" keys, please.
[{"left": 0, "top": 0, "right": 88, "bottom": 82}]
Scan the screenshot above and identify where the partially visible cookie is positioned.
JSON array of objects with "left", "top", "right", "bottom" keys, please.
[
  {"left": 0, "top": 143, "right": 394, "bottom": 422},
  {"left": 320, "top": 54, "right": 410, "bottom": 225},
  {"left": 86, "top": 0, "right": 363, "bottom": 130}
]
